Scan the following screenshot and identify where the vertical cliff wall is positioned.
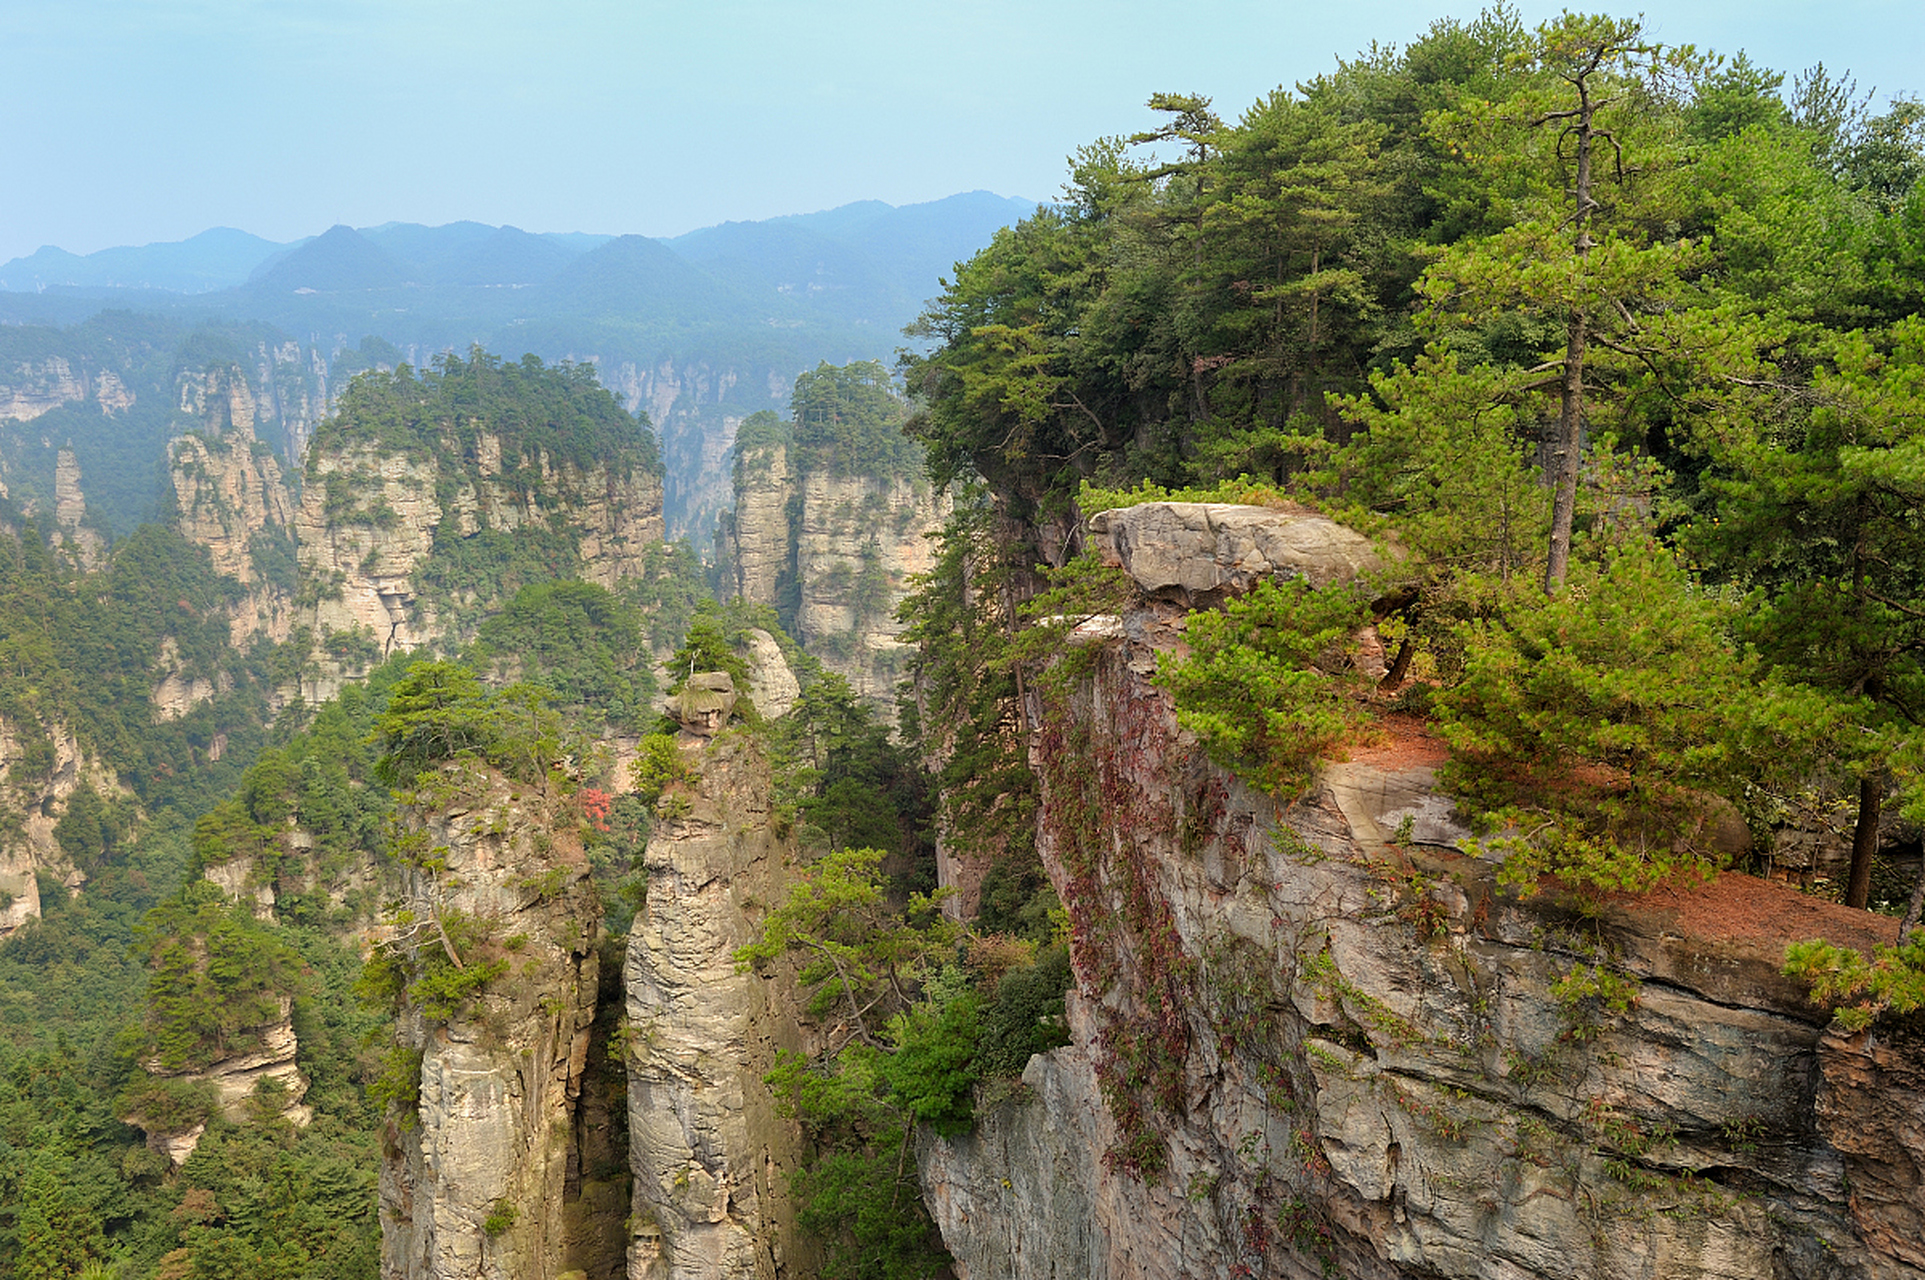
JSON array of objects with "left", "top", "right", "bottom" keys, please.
[
  {"left": 624, "top": 733, "right": 817, "bottom": 1280},
  {"left": 917, "top": 502, "right": 1925, "bottom": 1280},
  {"left": 0, "top": 715, "right": 119, "bottom": 938},
  {"left": 378, "top": 762, "right": 604, "bottom": 1280},
  {"left": 291, "top": 435, "right": 664, "bottom": 698},
  {"left": 723, "top": 440, "right": 947, "bottom": 716}
]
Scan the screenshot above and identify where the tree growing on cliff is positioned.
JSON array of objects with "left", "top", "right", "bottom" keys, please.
[{"left": 1421, "top": 13, "right": 1707, "bottom": 592}]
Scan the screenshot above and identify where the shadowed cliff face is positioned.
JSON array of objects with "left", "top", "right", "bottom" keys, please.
[{"left": 918, "top": 503, "right": 1925, "bottom": 1280}]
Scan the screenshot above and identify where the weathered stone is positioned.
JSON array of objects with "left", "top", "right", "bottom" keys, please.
[
  {"left": 723, "top": 458, "right": 948, "bottom": 721},
  {"left": 670, "top": 672, "right": 738, "bottom": 735},
  {"left": 0, "top": 714, "right": 121, "bottom": 938},
  {"left": 742, "top": 627, "right": 800, "bottom": 720},
  {"left": 136, "top": 1004, "right": 313, "bottom": 1166},
  {"left": 378, "top": 764, "right": 602, "bottom": 1280},
  {"left": 1087, "top": 501, "right": 1383, "bottom": 606},
  {"left": 625, "top": 737, "right": 815, "bottom": 1279},
  {"left": 290, "top": 435, "right": 664, "bottom": 702},
  {"left": 918, "top": 514, "right": 1923, "bottom": 1280}
]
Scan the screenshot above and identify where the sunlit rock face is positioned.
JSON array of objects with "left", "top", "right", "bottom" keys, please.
[
  {"left": 624, "top": 735, "right": 818, "bottom": 1280},
  {"left": 724, "top": 440, "right": 947, "bottom": 718},
  {"left": 287, "top": 432, "right": 663, "bottom": 703},
  {"left": 377, "top": 762, "right": 603, "bottom": 1280},
  {"left": 0, "top": 715, "right": 121, "bottom": 938},
  {"left": 919, "top": 501, "right": 1923, "bottom": 1280}
]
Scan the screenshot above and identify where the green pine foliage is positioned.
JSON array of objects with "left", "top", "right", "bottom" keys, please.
[
  {"left": 1438, "top": 546, "right": 1841, "bottom": 897},
  {"left": 1155, "top": 577, "right": 1370, "bottom": 799},
  {"left": 790, "top": 361, "right": 920, "bottom": 480},
  {"left": 313, "top": 349, "right": 661, "bottom": 477}
]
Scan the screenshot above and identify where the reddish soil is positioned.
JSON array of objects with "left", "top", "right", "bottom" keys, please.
[
  {"left": 1343, "top": 709, "right": 1902, "bottom": 958},
  {"left": 1341, "top": 712, "right": 1451, "bottom": 771},
  {"left": 1622, "top": 871, "right": 1901, "bottom": 956}
]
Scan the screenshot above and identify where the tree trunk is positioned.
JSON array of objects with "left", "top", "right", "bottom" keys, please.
[
  {"left": 1846, "top": 775, "right": 1882, "bottom": 911},
  {"left": 1544, "top": 72, "right": 1597, "bottom": 595},
  {"left": 1381, "top": 635, "right": 1417, "bottom": 691},
  {"left": 1544, "top": 314, "right": 1587, "bottom": 593},
  {"left": 1899, "top": 857, "right": 1925, "bottom": 941}
]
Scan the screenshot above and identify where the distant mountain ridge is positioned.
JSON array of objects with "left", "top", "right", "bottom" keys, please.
[
  {"left": 0, "top": 192, "right": 1034, "bottom": 299},
  {"left": 0, "top": 192, "right": 1038, "bottom": 541}
]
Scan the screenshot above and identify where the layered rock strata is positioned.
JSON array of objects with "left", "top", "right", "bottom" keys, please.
[
  {"left": 292, "top": 435, "right": 663, "bottom": 701},
  {"left": 142, "top": 1005, "right": 314, "bottom": 1167},
  {"left": 0, "top": 715, "right": 120, "bottom": 937},
  {"left": 378, "top": 764, "right": 603, "bottom": 1280},
  {"left": 625, "top": 734, "right": 816, "bottom": 1280},
  {"left": 918, "top": 501, "right": 1925, "bottom": 1280},
  {"left": 724, "top": 448, "right": 947, "bottom": 717}
]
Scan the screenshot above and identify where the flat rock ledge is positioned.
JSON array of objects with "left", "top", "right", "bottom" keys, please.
[{"left": 1088, "top": 501, "right": 1384, "bottom": 606}]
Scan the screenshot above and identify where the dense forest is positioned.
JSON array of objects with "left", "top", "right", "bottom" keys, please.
[
  {"left": 904, "top": 6, "right": 1925, "bottom": 931},
  {"left": 3, "top": 6, "right": 1925, "bottom": 1280}
]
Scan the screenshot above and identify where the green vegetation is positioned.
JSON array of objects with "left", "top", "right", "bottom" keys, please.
[
  {"left": 1439, "top": 547, "right": 1841, "bottom": 898},
  {"left": 313, "top": 348, "right": 660, "bottom": 477},
  {"left": 790, "top": 360, "right": 921, "bottom": 480},
  {"left": 0, "top": 515, "right": 286, "bottom": 815},
  {"left": 739, "top": 847, "right": 1065, "bottom": 1280},
  {"left": 1156, "top": 577, "right": 1370, "bottom": 799},
  {"left": 1784, "top": 930, "right": 1925, "bottom": 1031},
  {"left": 473, "top": 580, "right": 655, "bottom": 732},
  {"left": 900, "top": 7, "right": 1925, "bottom": 941}
]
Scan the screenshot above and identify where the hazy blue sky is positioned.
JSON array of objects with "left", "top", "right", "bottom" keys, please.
[{"left": 3, "top": 0, "right": 1921, "bottom": 263}]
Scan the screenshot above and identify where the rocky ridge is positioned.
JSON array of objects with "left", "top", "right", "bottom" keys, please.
[
  {"left": 917, "top": 501, "right": 1925, "bottom": 1280},
  {"left": 377, "top": 762, "right": 607, "bottom": 1280},
  {"left": 624, "top": 732, "right": 816, "bottom": 1279}
]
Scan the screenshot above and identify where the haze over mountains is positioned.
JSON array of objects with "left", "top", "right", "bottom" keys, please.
[
  {"left": 0, "top": 192, "right": 1036, "bottom": 538},
  {"left": 0, "top": 193, "right": 1032, "bottom": 332}
]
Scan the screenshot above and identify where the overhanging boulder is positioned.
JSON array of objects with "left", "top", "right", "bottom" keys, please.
[{"left": 1088, "top": 501, "right": 1383, "bottom": 606}]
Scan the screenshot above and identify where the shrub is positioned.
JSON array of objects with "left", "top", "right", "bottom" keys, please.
[
  {"left": 1155, "top": 577, "right": 1368, "bottom": 798},
  {"left": 1437, "top": 545, "right": 1840, "bottom": 896}
]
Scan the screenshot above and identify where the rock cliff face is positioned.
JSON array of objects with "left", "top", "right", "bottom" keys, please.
[
  {"left": 141, "top": 1003, "right": 314, "bottom": 1167},
  {"left": 624, "top": 733, "right": 816, "bottom": 1280},
  {"left": 378, "top": 763, "right": 605, "bottom": 1280},
  {"left": 0, "top": 714, "right": 120, "bottom": 938},
  {"left": 293, "top": 435, "right": 664, "bottom": 701},
  {"left": 0, "top": 356, "right": 133, "bottom": 422},
  {"left": 52, "top": 447, "right": 104, "bottom": 567},
  {"left": 728, "top": 441, "right": 791, "bottom": 611},
  {"left": 177, "top": 346, "right": 331, "bottom": 463},
  {"left": 589, "top": 355, "right": 793, "bottom": 541},
  {"left": 724, "top": 442, "right": 947, "bottom": 715},
  {"left": 918, "top": 502, "right": 1925, "bottom": 1280},
  {"left": 168, "top": 419, "right": 301, "bottom": 652}
]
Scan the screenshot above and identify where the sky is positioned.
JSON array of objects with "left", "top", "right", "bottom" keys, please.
[{"left": 2, "top": 0, "right": 1922, "bottom": 264}]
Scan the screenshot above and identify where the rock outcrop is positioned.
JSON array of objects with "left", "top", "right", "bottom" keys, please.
[
  {"left": 140, "top": 1004, "right": 314, "bottom": 1167},
  {"left": 378, "top": 762, "right": 604, "bottom": 1280},
  {"left": 177, "top": 346, "right": 331, "bottom": 463},
  {"left": 51, "top": 448, "right": 104, "bottom": 567},
  {"left": 917, "top": 501, "right": 1925, "bottom": 1280},
  {"left": 168, "top": 417, "right": 300, "bottom": 649},
  {"left": 723, "top": 442, "right": 948, "bottom": 717},
  {"left": 728, "top": 440, "right": 792, "bottom": 609},
  {"left": 292, "top": 433, "right": 664, "bottom": 701},
  {"left": 0, "top": 714, "right": 121, "bottom": 937},
  {"left": 0, "top": 356, "right": 132, "bottom": 422},
  {"left": 1088, "top": 500, "right": 1385, "bottom": 605},
  {"left": 625, "top": 734, "right": 816, "bottom": 1280}
]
